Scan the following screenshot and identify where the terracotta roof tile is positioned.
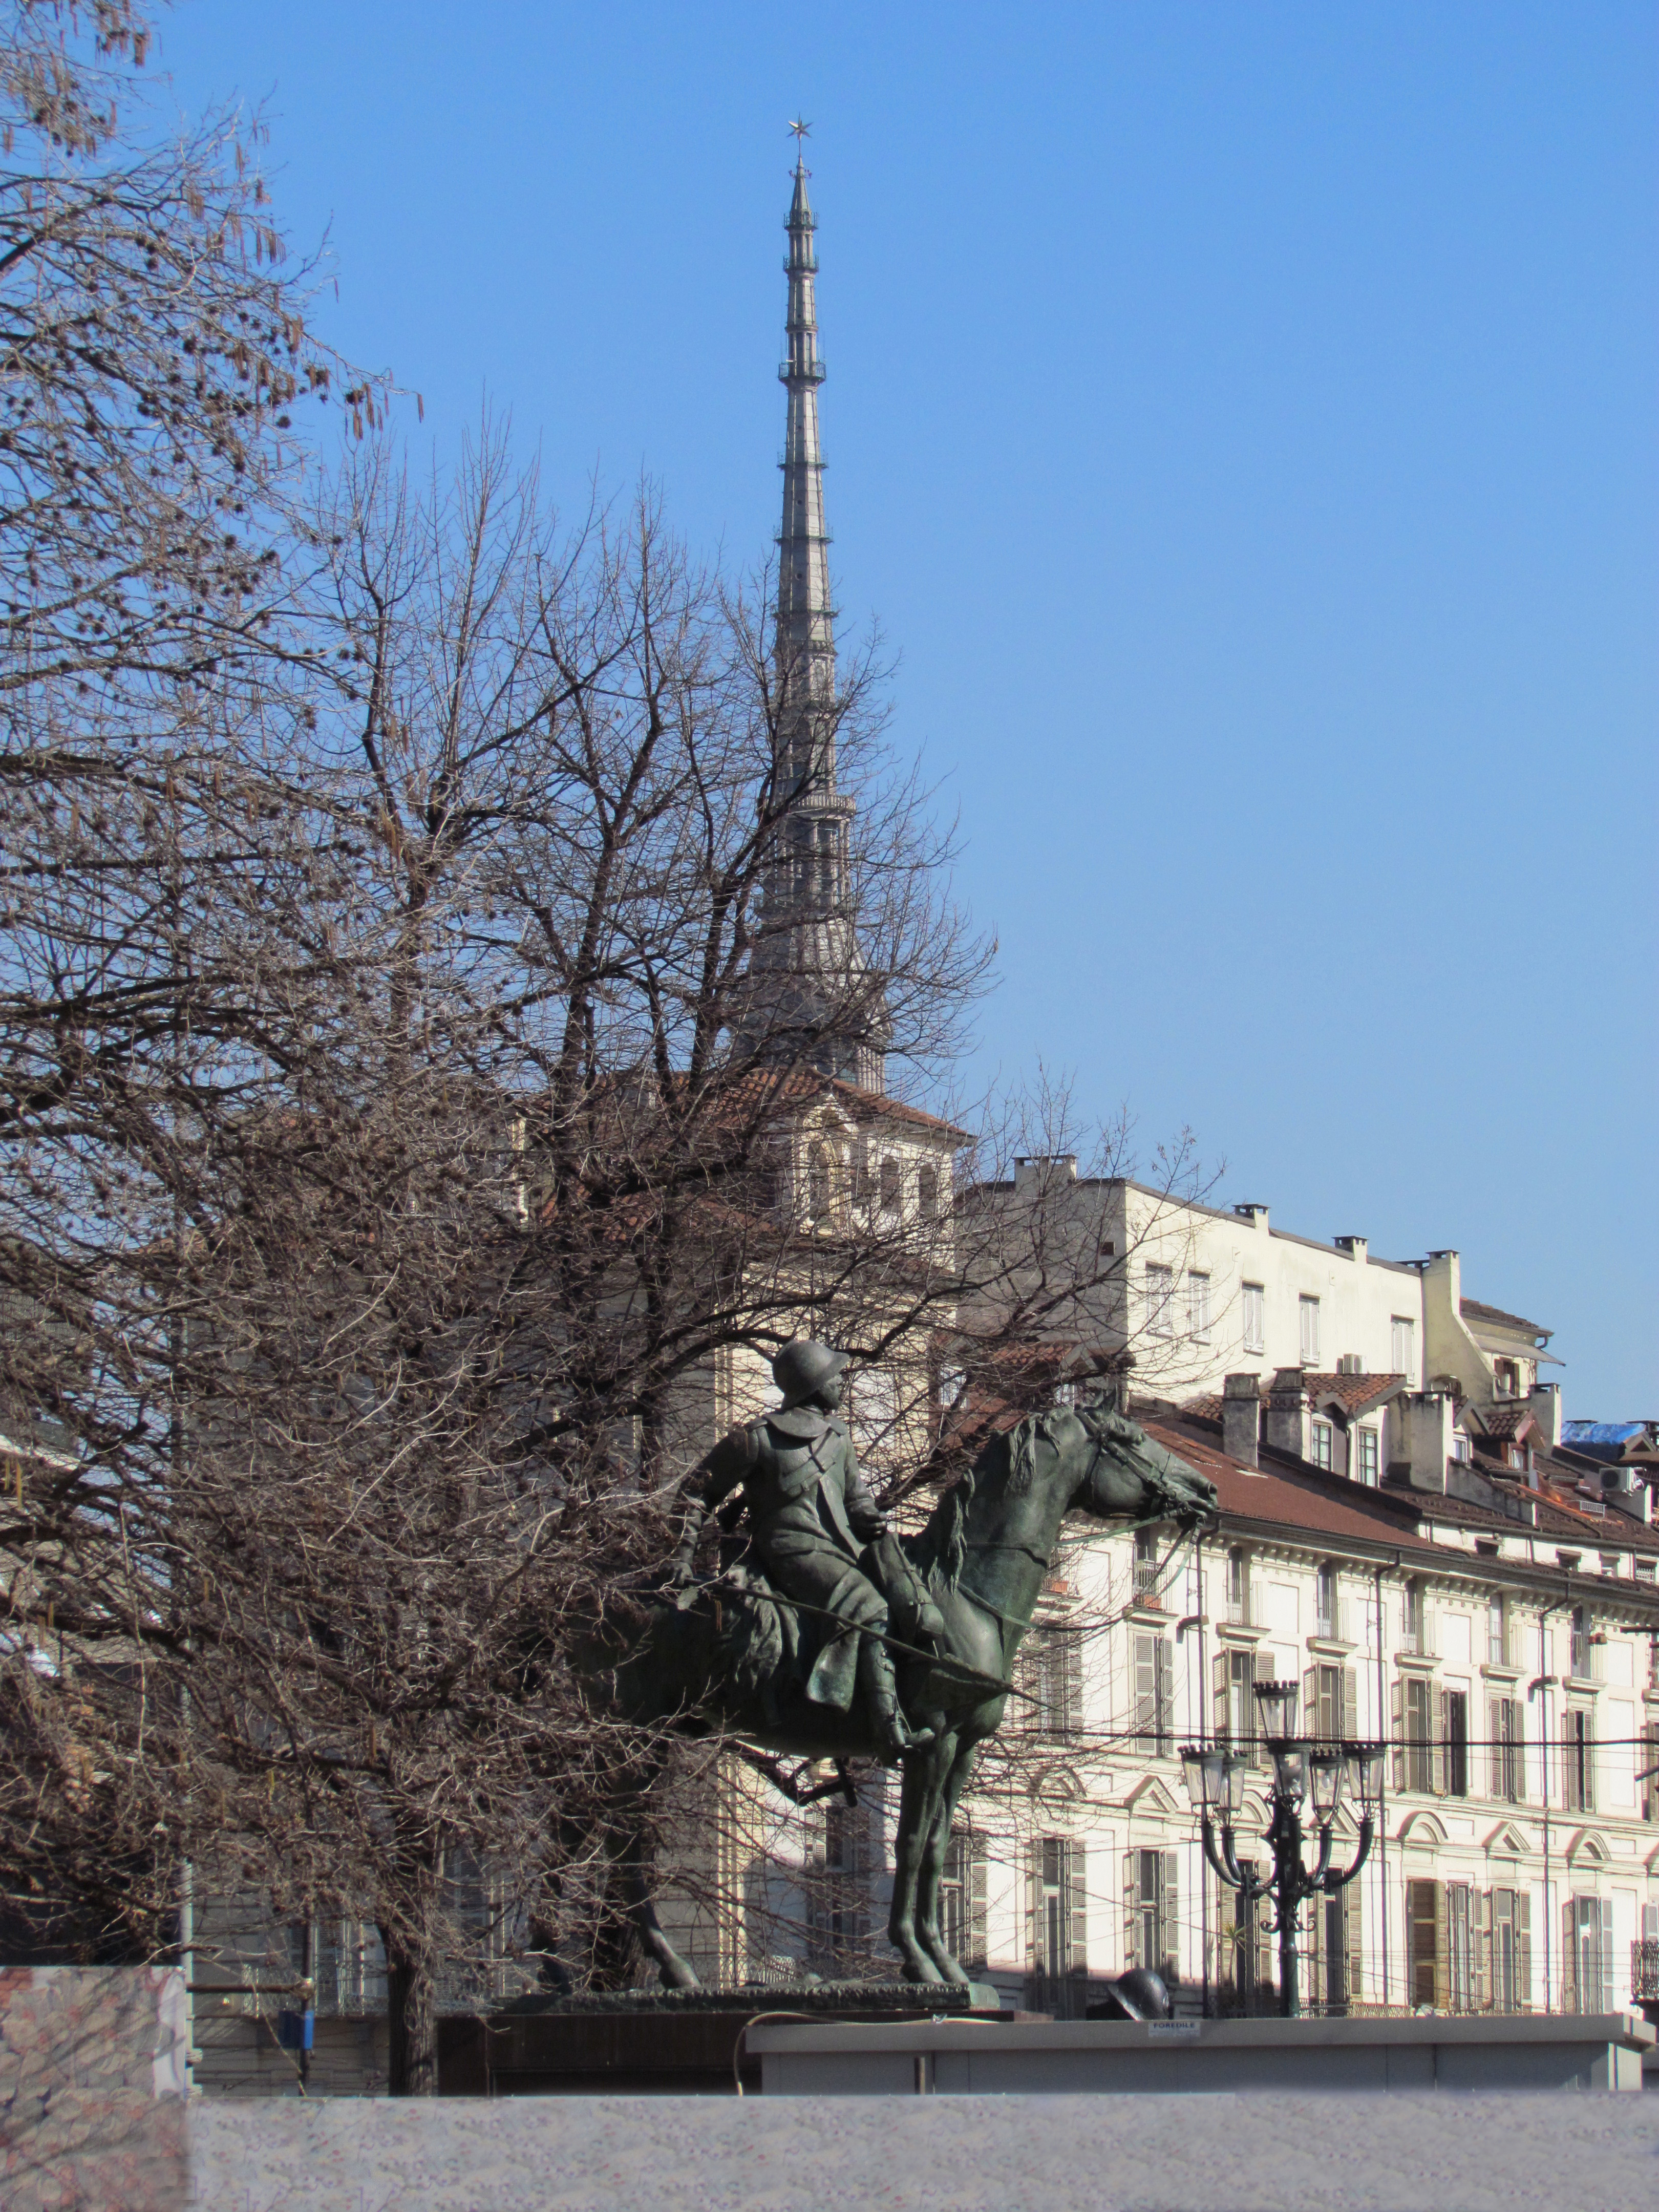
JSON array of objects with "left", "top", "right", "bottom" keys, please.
[
  {"left": 1141, "top": 1418, "right": 1434, "bottom": 1552},
  {"left": 1460, "top": 1296, "right": 1551, "bottom": 1343},
  {"left": 1304, "top": 1371, "right": 1408, "bottom": 1415}
]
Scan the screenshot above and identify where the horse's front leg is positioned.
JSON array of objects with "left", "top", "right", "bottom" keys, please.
[
  {"left": 888, "top": 1734, "right": 955, "bottom": 1984},
  {"left": 916, "top": 1735, "right": 979, "bottom": 1985}
]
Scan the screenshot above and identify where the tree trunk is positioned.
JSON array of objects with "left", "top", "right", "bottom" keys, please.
[{"left": 384, "top": 1934, "right": 440, "bottom": 2097}]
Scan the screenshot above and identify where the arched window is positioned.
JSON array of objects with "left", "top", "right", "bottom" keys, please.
[
  {"left": 807, "top": 1143, "right": 832, "bottom": 1222},
  {"left": 917, "top": 1164, "right": 939, "bottom": 1220},
  {"left": 879, "top": 1156, "right": 901, "bottom": 1213}
]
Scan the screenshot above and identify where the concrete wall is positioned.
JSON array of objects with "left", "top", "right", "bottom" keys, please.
[{"left": 183, "top": 2091, "right": 1659, "bottom": 2212}]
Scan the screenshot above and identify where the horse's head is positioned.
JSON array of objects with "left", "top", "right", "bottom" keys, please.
[{"left": 1074, "top": 1403, "right": 1219, "bottom": 1530}]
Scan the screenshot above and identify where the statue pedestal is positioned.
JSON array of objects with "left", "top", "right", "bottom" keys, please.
[{"left": 440, "top": 1983, "right": 1010, "bottom": 2095}]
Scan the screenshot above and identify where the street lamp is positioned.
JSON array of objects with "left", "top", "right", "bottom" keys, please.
[{"left": 1180, "top": 1682, "right": 1382, "bottom": 2019}]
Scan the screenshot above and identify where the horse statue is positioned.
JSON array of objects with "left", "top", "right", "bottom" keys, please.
[{"left": 583, "top": 1396, "right": 1218, "bottom": 1989}]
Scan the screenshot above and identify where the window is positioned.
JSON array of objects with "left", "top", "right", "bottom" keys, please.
[
  {"left": 1132, "top": 1526, "right": 1161, "bottom": 1603},
  {"left": 1310, "top": 1419, "right": 1334, "bottom": 1472},
  {"left": 1187, "top": 1271, "right": 1211, "bottom": 1342},
  {"left": 1390, "top": 1316, "right": 1416, "bottom": 1380},
  {"left": 1029, "top": 1837, "right": 1087, "bottom": 2014},
  {"left": 1132, "top": 1632, "right": 1173, "bottom": 1753},
  {"left": 1403, "top": 1578, "right": 1428, "bottom": 1655},
  {"left": 806, "top": 1142, "right": 833, "bottom": 1222},
  {"left": 1126, "top": 1847, "right": 1179, "bottom": 1982},
  {"left": 878, "top": 1156, "right": 901, "bottom": 1213},
  {"left": 1563, "top": 1895, "right": 1612, "bottom": 2014},
  {"left": 1356, "top": 1428, "right": 1379, "bottom": 1485},
  {"left": 811, "top": 1797, "right": 876, "bottom": 1969},
  {"left": 1452, "top": 1432, "right": 1471, "bottom": 1462},
  {"left": 1025, "top": 1621, "right": 1081, "bottom": 1736},
  {"left": 1306, "top": 1660, "right": 1353, "bottom": 1742},
  {"left": 1309, "top": 1887, "right": 1362, "bottom": 2015},
  {"left": 1145, "top": 1263, "right": 1174, "bottom": 1337},
  {"left": 1494, "top": 1358, "right": 1520, "bottom": 1399},
  {"left": 939, "top": 1830, "right": 987, "bottom": 1973},
  {"left": 1637, "top": 1559, "right": 1656, "bottom": 1585},
  {"left": 1448, "top": 1883, "right": 1477, "bottom": 2013},
  {"left": 1408, "top": 1880, "right": 1444, "bottom": 2008},
  {"left": 1487, "top": 1595, "right": 1509, "bottom": 1670},
  {"left": 1242, "top": 1283, "right": 1265, "bottom": 1355},
  {"left": 1219, "top": 1857, "right": 1272, "bottom": 2011},
  {"left": 1299, "top": 1295, "right": 1321, "bottom": 1365},
  {"left": 1490, "top": 1696, "right": 1525, "bottom": 1802},
  {"left": 1226, "top": 1546, "right": 1252, "bottom": 1626},
  {"left": 1569, "top": 1605, "right": 1594, "bottom": 1681},
  {"left": 1399, "top": 1675, "right": 1435, "bottom": 1794},
  {"left": 1443, "top": 1688, "right": 1470, "bottom": 1799},
  {"left": 1486, "top": 1886, "right": 1530, "bottom": 2011},
  {"left": 1642, "top": 1720, "right": 1659, "bottom": 1823},
  {"left": 1215, "top": 1647, "right": 1259, "bottom": 1765},
  {"left": 1563, "top": 1707, "right": 1594, "bottom": 1813},
  {"left": 917, "top": 1164, "right": 939, "bottom": 1221},
  {"left": 1315, "top": 1562, "right": 1340, "bottom": 1642}
]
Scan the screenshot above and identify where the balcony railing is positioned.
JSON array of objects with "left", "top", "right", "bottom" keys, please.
[{"left": 1633, "top": 1938, "right": 1659, "bottom": 2004}]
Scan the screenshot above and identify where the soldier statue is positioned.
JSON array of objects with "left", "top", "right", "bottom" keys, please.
[{"left": 671, "top": 1340, "right": 943, "bottom": 1763}]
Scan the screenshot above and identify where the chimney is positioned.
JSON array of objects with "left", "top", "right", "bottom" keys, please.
[
  {"left": 1222, "top": 1374, "right": 1260, "bottom": 1469},
  {"left": 1390, "top": 1391, "right": 1454, "bottom": 1494},
  {"left": 1334, "top": 1235, "right": 1368, "bottom": 1265},
  {"left": 1527, "top": 1381, "right": 1562, "bottom": 1451},
  {"left": 1014, "top": 1154, "right": 1078, "bottom": 1194},
  {"left": 1264, "top": 1368, "right": 1308, "bottom": 1459},
  {"left": 1233, "top": 1203, "right": 1269, "bottom": 1232}
]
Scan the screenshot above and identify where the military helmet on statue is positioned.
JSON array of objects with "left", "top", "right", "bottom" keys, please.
[{"left": 771, "top": 1339, "right": 850, "bottom": 1411}]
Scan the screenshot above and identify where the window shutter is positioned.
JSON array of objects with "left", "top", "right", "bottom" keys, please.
[
  {"left": 1122, "top": 1850, "right": 1137, "bottom": 1972},
  {"left": 1346, "top": 1882, "right": 1363, "bottom": 2011},
  {"left": 1064, "top": 1627, "right": 1081, "bottom": 1735},
  {"left": 1432, "top": 1686, "right": 1448, "bottom": 1797},
  {"left": 1434, "top": 1881, "right": 1451, "bottom": 2009},
  {"left": 1476, "top": 1889, "right": 1491, "bottom": 2011},
  {"left": 1562, "top": 1900, "right": 1577, "bottom": 2012},
  {"left": 1134, "top": 1633, "right": 1154, "bottom": 1743},
  {"left": 1487, "top": 1699, "right": 1502, "bottom": 1801},
  {"left": 969, "top": 1835, "right": 988, "bottom": 1971},
  {"left": 1343, "top": 1665, "right": 1357, "bottom": 1740},
  {"left": 1303, "top": 1666, "right": 1318, "bottom": 1739},
  {"left": 1599, "top": 1899, "right": 1613, "bottom": 2013},
  {"left": 1067, "top": 1842, "right": 1088, "bottom": 1979},
  {"left": 1155, "top": 1638, "right": 1172, "bottom": 1751},
  {"left": 1512, "top": 1704, "right": 1526, "bottom": 1803},
  {"left": 1162, "top": 1849, "right": 1179, "bottom": 1980},
  {"left": 1516, "top": 1890, "right": 1532, "bottom": 2010},
  {"left": 1391, "top": 1678, "right": 1403, "bottom": 1793},
  {"left": 1213, "top": 1650, "right": 1228, "bottom": 1744},
  {"left": 1026, "top": 1848, "right": 1038, "bottom": 1972}
]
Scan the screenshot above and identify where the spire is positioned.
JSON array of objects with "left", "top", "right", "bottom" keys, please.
[{"left": 739, "top": 131, "right": 888, "bottom": 1093}]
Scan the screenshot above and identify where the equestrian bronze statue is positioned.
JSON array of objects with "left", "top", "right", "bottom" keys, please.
[{"left": 587, "top": 1339, "right": 1218, "bottom": 1989}]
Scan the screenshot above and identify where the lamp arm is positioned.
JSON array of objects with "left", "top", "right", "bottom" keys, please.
[
  {"left": 1302, "top": 1819, "right": 1335, "bottom": 1895},
  {"left": 1322, "top": 1814, "right": 1375, "bottom": 1893},
  {"left": 1200, "top": 1814, "right": 1236, "bottom": 1890}
]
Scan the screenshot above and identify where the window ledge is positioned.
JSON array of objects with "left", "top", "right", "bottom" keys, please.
[
  {"left": 1124, "top": 1602, "right": 1173, "bottom": 1626},
  {"left": 1396, "top": 1649, "right": 1439, "bottom": 1672},
  {"left": 1563, "top": 1674, "right": 1601, "bottom": 1695},
  {"left": 1307, "top": 1636, "right": 1355, "bottom": 1657},
  {"left": 1216, "top": 1620, "right": 1266, "bottom": 1644},
  {"left": 1481, "top": 1663, "right": 1523, "bottom": 1683}
]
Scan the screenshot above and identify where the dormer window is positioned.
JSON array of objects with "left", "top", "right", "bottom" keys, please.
[
  {"left": 879, "top": 1156, "right": 901, "bottom": 1213},
  {"left": 917, "top": 1164, "right": 939, "bottom": 1220}
]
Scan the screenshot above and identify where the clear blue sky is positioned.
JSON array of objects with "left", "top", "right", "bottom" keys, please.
[{"left": 158, "top": 3, "right": 1656, "bottom": 1414}]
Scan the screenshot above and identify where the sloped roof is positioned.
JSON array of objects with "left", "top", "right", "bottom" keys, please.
[
  {"left": 1460, "top": 1296, "right": 1551, "bottom": 1345},
  {"left": 1305, "top": 1371, "right": 1408, "bottom": 1415},
  {"left": 1141, "top": 1417, "right": 1434, "bottom": 1554}
]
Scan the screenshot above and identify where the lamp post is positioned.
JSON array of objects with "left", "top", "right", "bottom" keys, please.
[{"left": 1181, "top": 1680, "right": 1384, "bottom": 2018}]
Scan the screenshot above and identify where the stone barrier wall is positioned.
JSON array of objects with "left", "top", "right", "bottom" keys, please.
[{"left": 0, "top": 1965, "right": 187, "bottom": 2212}]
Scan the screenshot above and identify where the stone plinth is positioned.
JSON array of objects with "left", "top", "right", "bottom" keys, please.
[{"left": 749, "top": 2007, "right": 1655, "bottom": 2096}]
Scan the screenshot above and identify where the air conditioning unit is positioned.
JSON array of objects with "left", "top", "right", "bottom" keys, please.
[{"left": 1336, "top": 1353, "right": 1364, "bottom": 1376}]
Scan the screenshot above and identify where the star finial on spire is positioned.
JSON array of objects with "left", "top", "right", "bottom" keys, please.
[{"left": 787, "top": 116, "right": 812, "bottom": 168}]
